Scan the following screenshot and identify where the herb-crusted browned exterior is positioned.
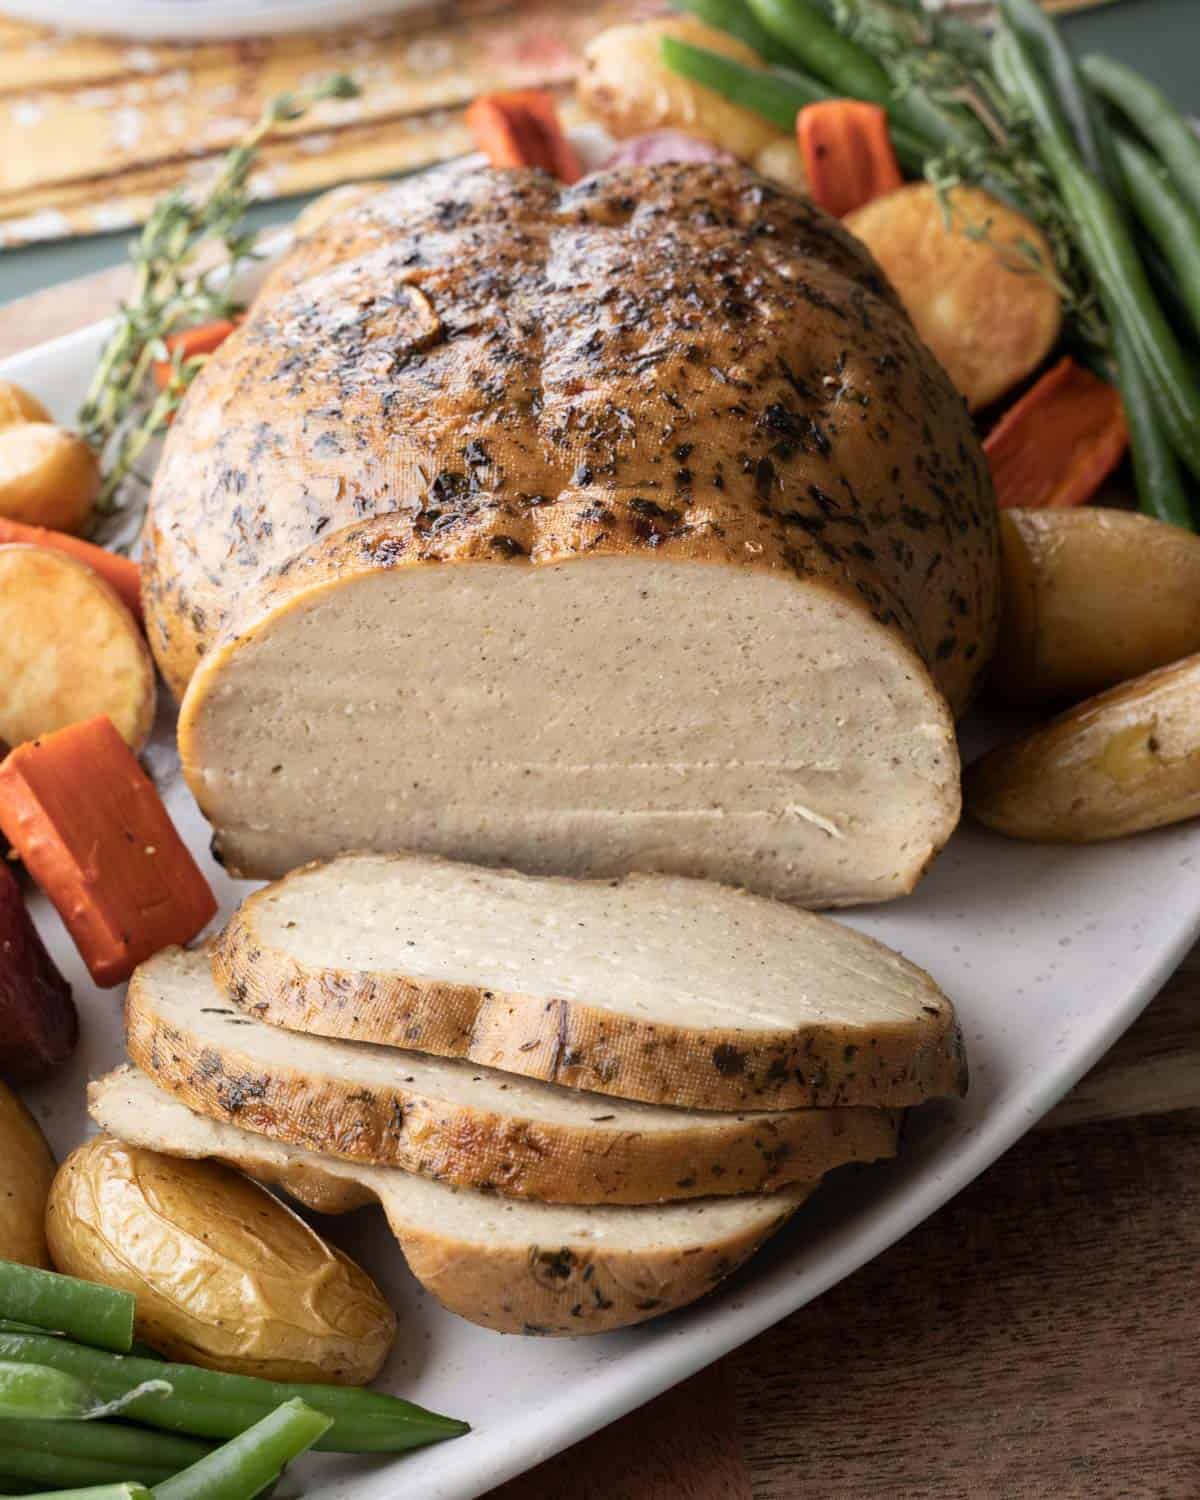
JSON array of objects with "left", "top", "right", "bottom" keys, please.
[{"left": 146, "top": 159, "right": 996, "bottom": 707}]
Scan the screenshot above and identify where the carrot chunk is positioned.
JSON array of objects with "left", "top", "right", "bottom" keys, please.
[
  {"left": 0, "top": 517, "right": 142, "bottom": 625},
  {"left": 0, "top": 716, "right": 217, "bottom": 988},
  {"left": 466, "top": 90, "right": 583, "bottom": 184},
  {"left": 797, "top": 100, "right": 903, "bottom": 219},
  {"left": 984, "top": 356, "right": 1129, "bottom": 510},
  {"left": 152, "top": 319, "right": 239, "bottom": 390}
]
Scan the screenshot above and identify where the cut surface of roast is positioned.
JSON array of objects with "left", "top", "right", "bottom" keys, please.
[
  {"left": 214, "top": 852, "right": 967, "bottom": 1111},
  {"left": 126, "top": 946, "right": 898, "bottom": 1203},
  {"left": 90, "top": 1067, "right": 812, "bottom": 1337},
  {"left": 150, "top": 162, "right": 998, "bottom": 907}
]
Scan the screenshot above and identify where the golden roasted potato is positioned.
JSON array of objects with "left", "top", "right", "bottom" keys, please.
[
  {"left": 0, "top": 379, "right": 51, "bottom": 432},
  {"left": 0, "top": 1082, "right": 55, "bottom": 1267},
  {"left": 294, "top": 181, "right": 385, "bottom": 239},
  {"left": 0, "top": 545, "right": 156, "bottom": 750},
  {"left": 753, "top": 137, "right": 808, "bottom": 194},
  {"left": 46, "top": 1135, "right": 396, "bottom": 1383},
  {"left": 993, "top": 508, "right": 1200, "bottom": 707},
  {"left": 577, "top": 16, "right": 785, "bottom": 161},
  {"left": 967, "top": 652, "right": 1200, "bottom": 842},
  {"left": 0, "top": 422, "right": 99, "bottom": 534},
  {"left": 845, "top": 184, "right": 1063, "bottom": 410}
]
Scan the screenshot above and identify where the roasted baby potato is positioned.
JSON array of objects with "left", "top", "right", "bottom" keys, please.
[
  {"left": 0, "top": 379, "right": 51, "bottom": 432},
  {"left": 294, "top": 181, "right": 385, "bottom": 239},
  {"left": 753, "top": 137, "right": 808, "bottom": 194},
  {"left": 0, "top": 1082, "right": 55, "bottom": 1267},
  {"left": 993, "top": 508, "right": 1200, "bottom": 707},
  {"left": 577, "top": 16, "right": 785, "bottom": 162},
  {"left": 0, "top": 423, "right": 100, "bottom": 534},
  {"left": 967, "top": 652, "right": 1200, "bottom": 842},
  {"left": 46, "top": 1135, "right": 396, "bottom": 1383},
  {"left": 845, "top": 184, "right": 1063, "bottom": 410},
  {"left": 0, "top": 544, "right": 156, "bottom": 750}
]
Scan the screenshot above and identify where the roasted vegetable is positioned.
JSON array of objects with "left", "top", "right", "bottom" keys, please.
[
  {"left": 0, "top": 1328, "right": 467, "bottom": 1453},
  {"left": 0, "top": 865, "right": 77, "bottom": 1088},
  {"left": 797, "top": 100, "right": 902, "bottom": 218},
  {"left": 992, "top": 508, "right": 1200, "bottom": 707},
  {"left": 983, "top": 357, "right": 1128, "bottom": 511},
  {"left": 0, "top": 1419, "right": 211, "bottom": 1490},
  {"left": 151, "top": 322, "right": 240, "bottom": 392},
  {"left": 968, "top": 652, "right": 1200, "bottom": 842},
  {"left": 578, "top": 17, "right": 785, "bottom": 160},
  {"left": 0, "top": 1085, "right": 55, "bottom": 1267},
  {"left": 466, "top": 90, "right": 582, "bottom": 182},
  {"left": 844, "top": 183, "right": 1063, "bottom": 410},
  {"left": 0, "top": 716, "right": 216, "bottom": 989},
  {"left": 0, "top": 1260, "right": 134, "bottom": 1353},
  {"left": 752, "top": 135, "right": 807, "bottom": 191},
  {"left": 0, "top": 424, "right": 99, "bottom": 535},
  {"left": 0, "top": 545, "right": 156, "bottom": 750},
  {"left": 0, "top": 519, "right": 142, "bottom": 624},
  {"left": 153, "top": 1398, "right": 330, "bottom": 1500},
  {"left": 46, "top": 1135, "right": 396, "bottom": 1385},
  {"left": 0, "top": 380, "right": 50, "bottom": 432}
]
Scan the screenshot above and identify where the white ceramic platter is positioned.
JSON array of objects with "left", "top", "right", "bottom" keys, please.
[
  {"left": 0, "top": 1, "right": 432, "bottom": 42},
  {"left": 7, "top": 180, "right": 1200, "bottom": 1498}
]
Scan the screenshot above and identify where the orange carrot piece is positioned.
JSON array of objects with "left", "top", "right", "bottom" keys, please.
[
  {"left": 0, "top": 517, "right": 142, "bottom": 625},
  {"left": 0, "top": 716, "right": 217, "bottom": 988},
  {"left": 797, "top": 100, "right": 903, "bottom": 219},
  {"left": 984, "top": 356, "right": 1129, "bottom": 510},
  {"left": 152, "top": 319, "right": 239, "bottom": 390},
  {"left": 466, "top": 90, "right": 582, "bottom": 184}
]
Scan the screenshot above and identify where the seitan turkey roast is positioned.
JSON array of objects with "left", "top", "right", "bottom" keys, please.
[{"left": 145, "top": 160, "right": 999, "bottom": 905}]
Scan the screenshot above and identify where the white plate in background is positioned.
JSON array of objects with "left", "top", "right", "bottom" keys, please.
[
  {"left": 0, "top": 1, "right": 430, "bottom": 41},
  {"left": 6, "top": 169, "right": 1200, "bottom": 1499}
]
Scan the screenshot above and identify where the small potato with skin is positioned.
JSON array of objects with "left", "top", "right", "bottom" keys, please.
[
  {"left": 994, "top": 508, "right": 1200, "bottom": 707},
  {"left": 967, "top": 653, "right": 1200, "bottom": 842},
  {"left": 577, "top": 16, "right": 784, "bottom": 161},
  {"left": 0, "top": 380, "right": 51, "bottom": 432},
  {"left": 0, "top": 544, "right": 156, "bottom": 750},
  {"left": 0, "top": 1082, "right": 55, "bottom": 1267},
  {"left": 753, "top": 137, "right": 807, "bottom": 194},
  {"left": 46, "top": 1134, "right": 396, "bottom": 1384},
  {"left": 0, "top": 423, "right": 99, "bottom": 534},
  {"left": 845, "top": 184, "right": 1062, "bottom": 410}
]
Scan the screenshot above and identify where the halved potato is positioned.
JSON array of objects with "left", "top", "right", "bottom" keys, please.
[
  {"left": 0, "top": 1081, "right": 55, "bottom": 1267},
  {"left": 0, "top": 422, "right": 100, "bottom": 534},
  {"left": 577, "top": 16, "right": 785, "bottom": 161},
  {"left": 753, "top": 137, "right": 807, "bottom": 194},
  {"left": 966, "top": 652, "right": 1200, "bottom": 842},
  {"left": 0, "top": 545, "right": 156, "bottom": 749},
  {"left": 0, "top": 379, "right": 51, "bottom": 432},
  {"left": 845, "top": 184, "right": 1063, "bottom": 410},
  {"left": 993, "top": 507, "right": 1200, "bottom": 707}
]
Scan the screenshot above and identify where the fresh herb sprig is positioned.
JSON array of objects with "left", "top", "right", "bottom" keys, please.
[{"left": 80, "top": 73, "right": 359, "bottom": 527}]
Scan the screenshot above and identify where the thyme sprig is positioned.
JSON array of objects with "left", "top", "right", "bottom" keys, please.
[{"left": 80, "top": 73, "right": 360, "bottom": 530}]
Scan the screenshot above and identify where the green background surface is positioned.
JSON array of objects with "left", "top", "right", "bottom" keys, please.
[{"left": 0, "top": 0, "right": 1195, "bottom": 306}]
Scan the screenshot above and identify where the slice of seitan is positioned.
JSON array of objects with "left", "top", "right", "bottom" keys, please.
[
  {"left": 214, "top": 852, "right": 967, "bottom": 1111},
  {"left": 154, "top": 162, "right": 999, "bottom": 908},
  {"left": 90, "top": 1066, "right": 813, "bottom": 1337},
  {"left": 128, "top": 946, "right": 897, "bottom": 1204}
]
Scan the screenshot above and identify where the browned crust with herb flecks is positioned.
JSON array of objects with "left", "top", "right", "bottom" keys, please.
[
  {"left": 127, "top": 948, "right": 900, "bottom": 1203},
  {"left": 212, "top": 861, "right": 967, "bottom": 1112},
  {"left": 89, "top": 1065, "right": 813, "bottom": 1336},
  {"left": 145, "top": 159, "right": 998, "bottom": 711}
]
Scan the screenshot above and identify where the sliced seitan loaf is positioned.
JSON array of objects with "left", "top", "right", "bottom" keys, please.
[
  {"left": 128, "top": 946, "right": 898, "bottom": 1204},
  {"left": 154, "top": 161, "right": 999, "bottom": 908},
  {"left": 213, "top": 852, "right": 967, "bottom": 1111},
  {"left": 90, "top": 1067, "right": 813, "bottom": 1336}
]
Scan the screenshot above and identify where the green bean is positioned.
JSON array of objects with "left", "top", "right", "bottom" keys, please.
[
  {"left": 996, "top": 0, "right": 1124, "bottom": 198},
  {"left": 0, "top": 1420, "right": 211, "bottom": 1490},
  {"left": 1082, "top": 54, "right": 1200, "bottom": 221},
  {"left": 0, "top": 1361, "right": 168, "bottom": 1422},
  {"left": 1111, "top": 321, "right": 1194, "bottom": 529},
  {"left": 660, "top": 34, "right": 828, "bottom": 129},
  {"left": 12, "top": 1487, "right": 151, "bottom": 1500},
  {"left": 990, "top": 29, "right": 1073, "bottom": 153},
  {"left": 0, "top": 1262, "right": 134, "bottom": 1354},
  {"left": 0, "top": 1332, "right": 468, "bottom": 1454},
  {"left": 154, "top": 1399, "right": 329, "bottom": 1500},
  {"left": 671, "top": 0, "right": 796, "bottom": 65},
  {"left": 1114, "top": 132, "right": 1200, "bottom": 337}
]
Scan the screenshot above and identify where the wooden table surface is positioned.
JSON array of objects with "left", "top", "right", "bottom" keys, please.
[{"left": 5, "top": 234, "right": 1200, "bottom": 1500}]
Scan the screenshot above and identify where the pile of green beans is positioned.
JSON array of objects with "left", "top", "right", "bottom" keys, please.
[
  {"left": 0, "top": 1258, "right": 467, "bottom": 1498},
  {"left": 657, "top": 0, "right": 1200, "bottom": 528}
]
